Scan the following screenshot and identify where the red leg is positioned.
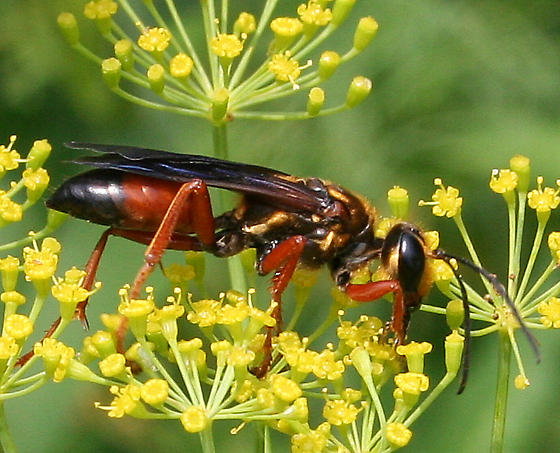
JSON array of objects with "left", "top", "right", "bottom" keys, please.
[
  {"left": 130, "top": 179, "right": 214, "bottom": 299},
  {"left": 253, "top": 235, "right": 306, "bottom": 377},
  {"left": 346, "top": 280, "right": 407, "bottom": 345}
]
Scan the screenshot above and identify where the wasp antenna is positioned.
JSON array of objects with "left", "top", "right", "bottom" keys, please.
[
  {"left": 438, "top": 255, "right": 471, "bottom": 394},
  {"left": 434, "top": 250, "right": 541, "bottom": 365}
]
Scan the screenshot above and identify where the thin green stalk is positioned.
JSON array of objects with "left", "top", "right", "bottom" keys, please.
[
  {"left": 0, "top": 402, "right": 17, "bottom": 453},
  {"left": 199, "top": 426, "right": 216, "bottom": 453},
  {"left": 490, "top": 330, "right": 512, "bottom": 453}
]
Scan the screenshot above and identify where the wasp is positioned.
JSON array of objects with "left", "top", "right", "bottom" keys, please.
[{"left": 44, "top": 142, "right": 538, "bottom": 391}]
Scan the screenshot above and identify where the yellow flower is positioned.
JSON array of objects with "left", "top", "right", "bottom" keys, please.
[
  {"left": 527, "top": 176, "right": 560, "bottom": 213},
  {"left": 297, "top": 1, "right": 332, "bottom": 27},
  {"left": 169, "top": 54, "right": 194, "bottom": 79},
  {"left": 291, "top": 423, "right": 330, "bottom": 453},
  {"left": 209, "top": 34, "right": 243, "bottom": 59},
  {"left": 0, "top": 336, "right": 18, "bottom": 359},
  {"left": 97, "top": 384, "right": 149, "bottom": 418},
  {"left": 33, "top": 338, "right": 76, "bottom": 382},
  {"left": 270, "top": 17, "right": 303, "bottom": 38},
  {"left": 83, "top": 0, "right": 118, "bottom": 20},
  {"left": 0, "top": 135, "right": 20, "bottom": 173},
  {"left": 271, "top": 375, "right": 303, "bottom": 403},
  {"left": 4, "top": 314, "right": 33, "bottom": 340},
  {"left": 394, "top": 372, "right": 430, "bottom": 395},
  {"left": 548, "top": 232, "right": 560, "bottom": 263},
  {"left": 268, "top": 52, "right": 302, "bottom": 84},
  {"left": 489, "top": 168, "right": 518, "bottom": 194},
  {"left": 396, "top": 341, "right": 432, "bottom": 373},
  {"left": 419, "top": 178, "right": 463, "bottom": 217},
  {"left": 0, "top": 194, "right": 22, "bottom": 224},
  {"left": 23, "top": 239, "right": 59, "bottom": 281},
  {"left": 538, "top": 297, "right": 560, "bottom": 328},
  {"left": 386, "top": 422, "right": 413, "bottom": 448},
  {"left": 138, "top": 27, "right": 171, "bottom": 52},
  {"left": 141, "top": 378, "right": 169, "bottom": 406},
  {"left": 322, "top": 399, "right": 358, "bottom": 425},
  {"left": 180, "top": 406, "right": 209, "bottom": 432},
  {"left": 98, "top": 353, "right": 127, "bottom": 377},
  {"left": 234, "top": 12, "right": 257, "bottom": 36}
]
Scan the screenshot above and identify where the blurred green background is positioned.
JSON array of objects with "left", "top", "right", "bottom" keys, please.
[{"left": 1, "top": 0, "right": 560, "bottom": 451}]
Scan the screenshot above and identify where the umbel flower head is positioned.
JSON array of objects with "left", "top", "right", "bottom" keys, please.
[
  {"left": 418, "top": 155, "right": 560, "bottom": 390},
  {"left": 57, "top": 0, "right": 376, "bottom": 123}
]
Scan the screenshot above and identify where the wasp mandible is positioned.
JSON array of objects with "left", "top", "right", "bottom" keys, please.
[{"left": 45, "top": 143, "right": 539, "bottom": 391}]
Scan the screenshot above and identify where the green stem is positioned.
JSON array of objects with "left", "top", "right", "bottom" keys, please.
[
  {"left": 0, "top": 401, "right": 17, "bottom": 453},
  {"left": 199, "top": 426, "right": 216, "bottom": 453},
  {"left": 490, "top": 330, "right": 512, "bottom": 453}
]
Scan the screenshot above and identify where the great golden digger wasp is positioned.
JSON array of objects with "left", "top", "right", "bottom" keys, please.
[{"left": 37, "top": 142, "right": 539, "bottom": 392}]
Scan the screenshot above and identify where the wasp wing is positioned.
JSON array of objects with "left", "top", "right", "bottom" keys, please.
[{"left": 65, "top": 142, "right": 331, "bottom": 212}]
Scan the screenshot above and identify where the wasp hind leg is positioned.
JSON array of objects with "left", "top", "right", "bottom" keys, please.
[{"left": 251, "top": 235, "right": 307, "bottom": 378}]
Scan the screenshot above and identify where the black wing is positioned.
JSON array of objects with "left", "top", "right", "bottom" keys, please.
[{"left": 65, "top": 142, "right": 332, "bottom": 212}]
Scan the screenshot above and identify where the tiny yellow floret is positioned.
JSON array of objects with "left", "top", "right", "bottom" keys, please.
[
  {"left": 98, "top": 353, "right": 127, "bottom": 377},
  {"left": 4, "top": 314, "right": 33, "bottom": 340},
  {"left": 83, "top": 0, "right": 118, "bottom": 20},
  {"left": 538, "top": 297, "right": 560, "bottom": 328},
  {"left": 169, "top": 54, "right": 194, "bottom": 79},
  {"left": 419, "top": 179, "right": 463, "bottom": 217},
  {"left": 180, "top": 406, "right": 209, "bottom": 432},
  {"left": 271, "top": 375, "right": 303, "bottom": 402},
  {"left": 514, "top": 374, "right": 531, "bottom": 390},
  {"left": 297, "top": 1, "right": 332, "bottom": 27},
  {"left": 394, "top": 372, "right": 429, "bottom": 395},
  {"left": 210, "top": 34, "right": 243, "bottom": 59},
  {"left": 138, "top": 27, "right": 172, "bottom": 52},
  {"left": 489, "top": 169, "right": 518, "bottom": 194},
  {"left": 527, "top": 176, "right": 560, "bottom": 213},
  {"left": 322, "top": 399, "right": 358, "bottom": 425},
  {"left": 268, "top": 52, "right": 302, "bottom": 84},
  {"left": 548, "top": 232, "right": 560, "bottom": 263},
  {"left": 386, "top": 422, "right": 413, "bottom": 448},
  {"left": 270, "top": 17, "right": 304, "bottom": 38},
  {"left": 234, "top": 12, "right": 257, "bottom": 35},
  {"left": 0, "top": 135, "right": 21, "bottom": 173},
  {"left": 141, "top": 378, "right": 169, "bottom": 406},
  {"left": 0, "top": 336, "right": 18, "bottom": 359}
]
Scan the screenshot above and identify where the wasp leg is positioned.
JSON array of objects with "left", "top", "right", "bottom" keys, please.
[
  {"left": 345, "top": 280, "right": 408, "bottom": 346},
  {"left": 252, "top": 235, "right": 307, "bottom": 378},
  {"left": 130, "top": 179, "right": 215, "bottom": 299}
]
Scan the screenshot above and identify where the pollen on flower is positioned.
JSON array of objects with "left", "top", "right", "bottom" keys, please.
[
  {"left": 527, "top": 176, "right": 560, "bottom": 213},
  {"left": 291, "top": 423, "right": 330, "bottom": 453},
  {"left": 0, "top": 135, "right": 21, "bottom": 173},
  {"left": 0, "top": 194, "right": 23, "bottom": 224},
  {"left": 141, "top": 378, "right": 169, "bottom": 406},
  {"left": 23, "top": 240, "right": 59, "bottom": 281},
  {"left": 297, "top": 1, "right": 332, "bottom": 27},
  {"left": 234, "top": 12, "right": 257, "bottom": 36},
  {"left": 419, "top": 179, "right": 463, "bottom": 217},
  {"left": 226, "top": 346, "right": 255, "bottom": 367},
  {"left": 98, "top": 353, "right": 127, "bottom": 377},
  {"left": 1, "top": 291, "right": 26, "bottom": 306},
  {"left": 138, "top": 27, "right": 172, "bottom": 52},
  {"left": 84, "top": 0, "right": 118, "bottom": 20},
  {"left": 322, "top": 399, "right": 359, "bottom": 425},
  {"left": 489, "top": 168, "right": 518, "bottom": 194},
  {"left": 4, "top": 314, "right": 33, "bottom": 340},
  {"left": 33, "top": 338, "right": 76, "bottom": 382},
  {"left": 385, "top": 422, "right": 413, "bottom": 448},
  {"left": 271, "top": 375, "right": 303, "bottom": 402},
  {"left": 537, "top": 297, "right": 560, "bottom": 328},
  {"left": 268, "top": 52, "right": 303, "bottom": 85},
  {"left": 394, "top": 372, "right": 429, "bottom": 395},
  {"left": 51, "top": 268, "right": 95, "bottom": 305},
  {"left": 180, "top": 406, "right": 209, "bottom": 433},
  {"left": 169, "top": 54, "right": 194, "bottom": 79},
  {"left": 270, "top": 17, "right": 304, "bottom": 38},
  {"left": 210, "top": 34, "right": 243, "bottom": 59},
  {"left": 548, "top": 232, "right": 560, "bottom": 263},
  {"left": 312, "top": 349, "right": 345, "bottom": 381},
  {"left": 187, "top": 299, "right": 222, "bottom": 327},
  {"left": 98, "top": 384, "right": 146, "bottom": 418},
  {"left": 0, "top": 336, "right": 18, "bottom": 359},
  {"left": 118, "top": 287, "right": 155, "bottom": 319}
]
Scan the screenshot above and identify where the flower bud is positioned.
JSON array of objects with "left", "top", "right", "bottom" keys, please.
[
  {"left": 57, "top": 13, "right": 79, "bottom": 46},
  {"left": 307, "top": 87, "right": 325, "bottom": 117},
  {"left": 446, "top": 299, "right": 464, "bottom": 331},
  {"left": 387, "top": 186, "right": 409, "bottom": 219},
  {"left": 211, "top": 88, "right": 230, "bottom": 123},
  {"left": 114, "top": 40, "right": 134, "bottom": 71},
  {"left": 319, "top": 51, "right": 341, "bottom": 80},
  {"left": 26, "top": 139, "right": 52, "bottom": 170},
  {"left": 101, "top": 58, "right": 122, "bottom": 88},
  {"left": 147, "top": 64, "right": 165, "bottom": 94},
  {"left": 353, "top": 17, "right": 379, "bottom": 52},
  {"left": 331, "top": 0, "right": 356, "bottom": 27},
  {"left": 346, "top": 76, "right": 372, "bottom": 108},
  {"left": 510, "top": 154, "right": 531, "bottom": 193}
]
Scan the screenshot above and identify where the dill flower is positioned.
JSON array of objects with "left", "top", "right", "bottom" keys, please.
[{"left": 57, "top": 1, "right": 377, "bottom": 123}]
